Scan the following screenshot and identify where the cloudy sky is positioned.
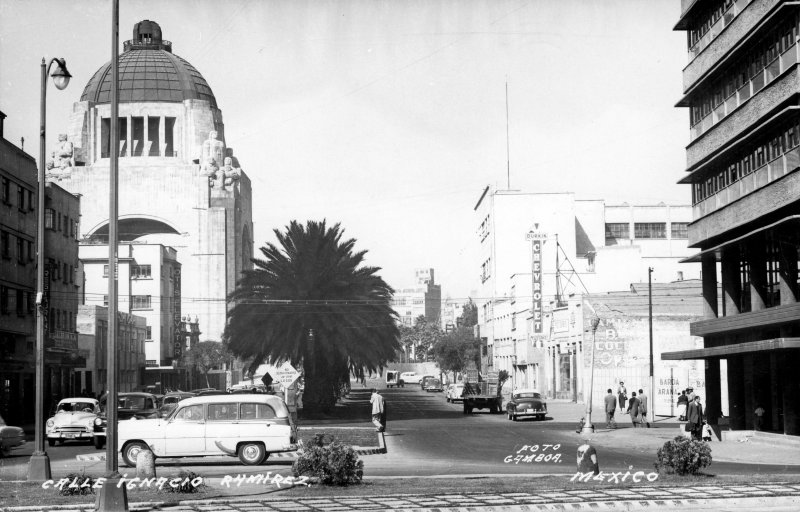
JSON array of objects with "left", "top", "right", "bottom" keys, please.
[{"left": 0, "top": 0, "right": 689, "bottom": 299}]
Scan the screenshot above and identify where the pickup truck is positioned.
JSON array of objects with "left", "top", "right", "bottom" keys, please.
[{"left": 462, "top": 370, "right": 502, "bottom": 414}]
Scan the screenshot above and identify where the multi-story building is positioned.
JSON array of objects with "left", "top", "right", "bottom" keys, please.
[
  {"left": 0, "top": 110, "right": 37, "bottom": 424},
  {"left": 76, "top": 305, "right": 147, "bottom": 395},
  {"left": 80, "top": 242, "right": 185, "bottom": 390},
  {"left": 667, "top": 0, "right": 800, "bottom": 435},
  {"left": 473, "top": 187, "right": 702, "bottom": 400},
  {"left": 50, "top": 19, "right": 253, "bottom": 345},
  {"left": 392, "top": 268, "right": 442, "bottom": 328}
]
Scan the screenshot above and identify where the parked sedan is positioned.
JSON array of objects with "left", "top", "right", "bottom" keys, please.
[
  {"left": 93, "top": 392, "right": 161, "bottom": 449},
  {"left": 506, "top": 389, "right": 547, "bottom": 421},
  {"left": 446, "top": 383, "right": 465, "bottom": 403},
  {"left": 158, "top": 391, "right": 196, "bottom": 418},
  {"left": 45, "top": 398, "right": 100, "bottom": 446},
  {"left": 0, "top": 414, "right": 26, "bottom": 456}
]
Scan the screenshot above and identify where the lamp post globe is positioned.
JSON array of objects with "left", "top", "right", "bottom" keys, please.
[{"left": 50, "top": 58, "right": 72, "bottom": 90}]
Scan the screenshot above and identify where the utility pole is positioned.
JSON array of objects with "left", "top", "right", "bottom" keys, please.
[{"left": 648, "top": 267, "right": 654, "bottom": 424}]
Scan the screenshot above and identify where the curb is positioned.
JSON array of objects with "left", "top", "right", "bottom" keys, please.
[{"left": 75, "top": 432, "right": 386, "bottom": 462}]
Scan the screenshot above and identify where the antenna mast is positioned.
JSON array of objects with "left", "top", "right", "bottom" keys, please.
[{"left": 506, "top": 81, "right": 511, "bottom": 189}]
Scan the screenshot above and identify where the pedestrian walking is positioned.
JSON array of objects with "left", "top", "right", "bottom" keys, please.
[
  {"left": 604, "top": 388, "right": 617, "bottom": 429},
  {"left": 617, "top": 381, "right": 628, "bottom": 412},
  {"left": 638, "top": 388, "right": 651, "bottom": 428},
  {"left": 686, "top": 395, "right": 704, "bottom": 440},
  {"left": 754, "top": 405, "right": 765, "bottom": 431},
  {"left": 677, "top": 390, "right": 688, "bottom": 421},
  {"left": 370, "top": 388, "right": 385, "bottom": 432},
  {"left": 626, "top": 391, "right": 641, "bottom": 428}
]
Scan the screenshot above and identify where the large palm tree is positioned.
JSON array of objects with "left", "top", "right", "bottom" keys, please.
[{"left": 224, "top": 220, "right": 400, "bottom": 413}]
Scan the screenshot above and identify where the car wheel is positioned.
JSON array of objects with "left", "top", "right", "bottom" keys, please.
[
  {"left": 121, "top": 441, "right": 149, "bottom": 468},
  {"left": 93, "top": 436, "right": 105, "bottom": 450},
  {"left": 238, "top": 442, "right": 266, "bottom": 465},
  {"left": 47, "top": 439, "right": 55, "bottom": 447}
]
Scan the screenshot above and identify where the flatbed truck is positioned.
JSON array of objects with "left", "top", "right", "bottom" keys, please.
[{"left": 462, "top": 370, "right": 502, "bottom": 414}]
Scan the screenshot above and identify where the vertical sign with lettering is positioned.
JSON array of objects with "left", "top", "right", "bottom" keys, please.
[
  {"left": 42, "top": 265, "right": 50, "bottom": 335},
  {"left": 531, "top": 239, "right": 543, "bottom": 333},
  {"left": 172, "top": 267, "right": 182, "bottom": 359}
]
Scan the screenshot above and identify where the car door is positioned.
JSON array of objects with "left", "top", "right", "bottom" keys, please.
[
  {"left": 205, "top": 402, "right": 238, "bottom": 454},
  {"left": 237, "top": 401, "right": 289, "bottom": 452},
  {"left": 163, "top": 404, "right": 206, "bottom": 456}
]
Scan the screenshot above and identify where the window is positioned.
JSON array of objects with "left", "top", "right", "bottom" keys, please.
[
  {"left": 17, "top": 186, "right": 25, "bottom": 211},
  {"left": 71, "top": 220, "right": 78, "bottom": 239},
  {"left": 16, "top": 237, "right": 24, "bottom": 263},
  {"left": 131, "top": 295, "right": 151, "bottom": 309},
  {"left": 671, "top": 223, "right": 689, "bottom": 239},
  {"left": 634, "top": 223, "right": 667, "bottom": 239},
  {"left": 148, "top": 117, "right": 160, "bottom": 156},
  {"left": 16, "top": 289, "right": 24, "bottom": 316},
  {"left": 63, "top": 263, "right": 69, "bottom": 282},
  {"left": 0, "top": 286, "right": 8, "bottom": 314},
  {"left": 103, "top": 264, "right": 109, "bottom": 277},
  {"left": 63, "top": 215, "right": 69, "bottom": 236},
  {"left": 164, "top": 117, "right": 176, "bottom": 156},
  {"left": 131, "top": 264, "right": 151, "bottom": 279},
  {"left": 28, "top": 190, "right": 34, "bottom": 211},
  {"left": 208, "top": 403, "right": 238, "bottom": 421},
  {"left": 174, "top": 404, "right": 204, "bottom": 421},
  {"left": 27, "top": 240, "right": 34, "bottom": 262},
  {"left": 103, "top": 295, "right": 108, "bottom": 307},
  {"left": 604, "top": 223, "right": 630, "bottom": 242},
  {"left": 1, "top": 177, "right": 9, "bottom": 204},
  {"left": 239, "top": 403, "right": 276, "bottom": 420},
  {"left": 1, "top": 231, "right": 9, "bottom": 259},
  {"left": 145, "top": 326, "right": 152, "bottom": 340},
  {"left": 132, "top": 117, "right": 144, "bottom": 156},
  {"left": 45, "top": 209, "right": 55, "bottom": 230}
]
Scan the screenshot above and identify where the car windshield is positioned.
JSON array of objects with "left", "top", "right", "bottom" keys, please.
[
  {"left": 57, "top": 401, "right": 95, "bottom": 413},
  {"left": 514, "top": 392, "right": 541, "bottom": 399}
]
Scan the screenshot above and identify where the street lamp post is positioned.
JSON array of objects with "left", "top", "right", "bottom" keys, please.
[
  {"left": 28, "top": 57, "right": 71, "bottom": 482},
  {"left": 580, "top": 316, "right": 601, "bottom": 435}
]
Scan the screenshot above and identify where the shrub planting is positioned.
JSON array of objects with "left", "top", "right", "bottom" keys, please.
[
  {"left": 654, "top": 436, "right": 712, "bottom": 475},
  {"left": 292, "top": 433, "right": 364, "bottom": 486},
  {"left": 162, "top": 469, "right": 205, "bottom": 493},
  {"left": 59, "top": 473, "right": 97, "bottom": 496}
]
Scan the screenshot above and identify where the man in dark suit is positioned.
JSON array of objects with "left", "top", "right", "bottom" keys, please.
[
  {"left": 604, "top": 389, "right": 617, "bottom": 429},
  {"left": 626, "top": 391, "right": 641, "bottom": 428},
  {"left": 686, "top": 395, "right": 704, "bottom": 440}
]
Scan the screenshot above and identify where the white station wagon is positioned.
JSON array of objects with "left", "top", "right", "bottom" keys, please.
[{"left": 117, "top": 394, "right": 298, "bottom": 467}]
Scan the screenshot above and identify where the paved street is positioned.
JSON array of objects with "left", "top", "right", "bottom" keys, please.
[{"left": 1, "top": 385, "right": 797, "bottom": 482}]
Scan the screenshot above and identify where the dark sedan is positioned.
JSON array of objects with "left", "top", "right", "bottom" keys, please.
[
  {"left": 93, "top": 392, "right": 161, "bottom": 449},
  {"left": 506, "top": 389, "right": 547, "bottom": 421},
  {"left": 158, "top": 391, "right": 196, "bottom": 418}
]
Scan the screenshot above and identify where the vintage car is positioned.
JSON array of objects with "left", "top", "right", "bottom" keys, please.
[
  {"left": 424, "top": 378, "right": 444, "bottom": 392},
  {"left": 45, "top": 398, "right": 100, "bottom": 446},
  {"left": 158, "top": 391, "right": 196, "bottom": 418},
  {"left": 117, "top": 394, "right": 298, "bottom": 467},
  {"left": 0, "top": 414, "right": 26, "bottom": 456},
  {"left": 93, "top": 392, "right": 161, "bottom": 449},
  {"left": 506, "top": 389, "right": 548, "bottom": 421},
  {"left": 446, "top": 383, "right": 465, "bottom": 403}
]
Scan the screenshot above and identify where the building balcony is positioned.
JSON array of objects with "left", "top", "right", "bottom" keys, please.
[
  {"left": 692, "top": 146, "right": 800, "bottom": 220},
  {"left": 682, "top": 0, "right": 777, "bottom": 90},
  {"left": 687, "top": 44, "right": 798, "bottom": 146},
  {"left": 690, "top": 302, "right": 800, "bottom": 336},
  {"left": 686, "top": 64, "right": 799, "bottom": 170}
]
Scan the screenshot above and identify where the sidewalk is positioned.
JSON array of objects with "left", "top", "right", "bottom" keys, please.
[{"left": 2, "top": 480, "right": 800, "bottom": 511}]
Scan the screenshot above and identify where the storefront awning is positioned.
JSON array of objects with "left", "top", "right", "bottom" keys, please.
[
  {"left": 661, "top": 337, "right": 800, "bottom": 360},
  {"left": 681, "top": 215, "right": 800, "bottom": 263}
]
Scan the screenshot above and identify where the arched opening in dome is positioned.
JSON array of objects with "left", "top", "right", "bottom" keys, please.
[{"left": 87, "top": 216, "right": 180, "bottom": 243}]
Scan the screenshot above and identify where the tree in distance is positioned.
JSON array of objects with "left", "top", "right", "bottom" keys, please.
[
  {"left": 182, "top": 341, "right": 233, "bottom": 389},
  {"left": 223, "top": 220, "right": 400, "bottom": 413},
  {"left": 399, "top": 315, "right": 444, "bottom": 363},
  {"left": 433, "top": 300, "right": 480, "bottom": 377}
]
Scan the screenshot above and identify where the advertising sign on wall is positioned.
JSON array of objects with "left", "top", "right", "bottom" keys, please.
[
  {"left": 526, "top": 230, "right": 546, "bottom": 334},
  {"left": 173, "top": 267, "right": 182, "bottom": 359}
]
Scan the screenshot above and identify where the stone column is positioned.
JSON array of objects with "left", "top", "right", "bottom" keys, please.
[
  {"left": 705, "top": 358, "right": 721, "bottom": 426},
  {"left": 702, "top": 254, "right": 718, "bottom": 319},
  {"left": 721, "top": 250, "right": 741, "bottom": 316},
  {"left": 727, "top": 355, "right": 746, "bottom": 430},
  {"left": 779, "top": 232, "right": 798, "bottom": 305},
  {"left": 748, "top": 242, "right": 767, "bottom": 311}
]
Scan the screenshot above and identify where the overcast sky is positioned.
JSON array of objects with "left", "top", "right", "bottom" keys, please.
[{"left": 0, "top": 0, "right": 689, "bottom": 300}]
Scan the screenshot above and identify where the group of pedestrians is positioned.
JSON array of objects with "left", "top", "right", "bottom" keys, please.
[{"left": 603, "top": 381, "right": 651, "bottom": 429}]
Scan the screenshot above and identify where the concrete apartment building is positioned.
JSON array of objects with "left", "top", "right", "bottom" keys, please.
[
  {"left": 76, "top": 305, "right": 147, "bottom": 395},
  {"left": 80, "top": 242, "right": 184, "bottom": 390},
  {"left": 473, "top": 187, "right": 702, "bottom": 402},
  {"left": 50, "top": 19, "right": 253, "bottom": 345},
  {"left": 392, "top": 268, "right": 442, "bottom": 327},
  {"left": 667, "top": 0, "right": 800, "bottom": 435},
  {"left": 0, "top": 111, "right": 37, "bottom": 424}
]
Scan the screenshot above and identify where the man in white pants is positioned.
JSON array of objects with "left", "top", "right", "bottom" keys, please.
[{"left": 370, "top": 388, "right": 385, "bottom": 432}]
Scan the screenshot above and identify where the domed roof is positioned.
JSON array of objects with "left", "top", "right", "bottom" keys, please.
[{"left": 80, "top": 20, "right": 217, "bottom": 108}]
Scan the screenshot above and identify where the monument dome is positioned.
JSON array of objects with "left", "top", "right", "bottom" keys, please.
[{"left": 80, "top": 20, "right": 216, "bottom": 108}]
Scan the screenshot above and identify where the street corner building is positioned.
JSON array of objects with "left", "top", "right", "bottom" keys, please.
[
  {"left": 668, "top": 0, "right": 800, "bottom": 436},
  {"left": 49, "top": 20, "right": 254, "bottom": 352}
]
